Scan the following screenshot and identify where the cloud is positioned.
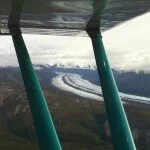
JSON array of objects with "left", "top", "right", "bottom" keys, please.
[
  {"left": 103, "top": 12, "right": 150, "bottom": 71},
  {"left": 0, "top": 12, "right": 150, "bottom": 71}
]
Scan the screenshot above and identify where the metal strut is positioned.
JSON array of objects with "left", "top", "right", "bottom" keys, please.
[
  {"left": 86, "top": 28, "right": 136, "bottom": 150},
  {"left": 11, "top": 31, "right": 62, "bottom": 150},
  {"left": 8, "top": 0, "right": 62, "bottom": 149}
]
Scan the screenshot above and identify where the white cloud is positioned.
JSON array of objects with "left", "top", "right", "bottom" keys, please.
[
  {"left": 0, "top": 12, "right": 150, "bottom": 71},
  {"left": 103, "top": 12, "right": 150, "bottom": 71}
]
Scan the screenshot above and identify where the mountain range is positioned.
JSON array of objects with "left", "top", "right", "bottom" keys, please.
[{"left": 0, "top": 65, "right": 150, "bottom": 149}]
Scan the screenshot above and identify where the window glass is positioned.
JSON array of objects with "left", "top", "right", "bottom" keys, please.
[{"left": 0, "top": 0, "right": 150, "bottom": 150}]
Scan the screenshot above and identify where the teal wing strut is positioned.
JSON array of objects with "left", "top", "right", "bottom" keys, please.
[
  {"left": 86, "top": 0, "right": 136, "bottom": 149},
  {"left": 8, "top": 0, "right": 62, "bottom": 149},
  {"left": 11, "top": 33, "right": 62, "bottom": 150},
  {"left": 86, "top": 29, "right": 136, "bottom": 150}
]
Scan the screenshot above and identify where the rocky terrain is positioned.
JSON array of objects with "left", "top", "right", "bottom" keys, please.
[{"left": 0, "top": 66, "right": 150, "bottom": 149}]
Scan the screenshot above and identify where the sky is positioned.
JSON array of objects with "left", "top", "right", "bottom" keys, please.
[{"left": 0, "top": 12, "right": 150, "bottom": 71}]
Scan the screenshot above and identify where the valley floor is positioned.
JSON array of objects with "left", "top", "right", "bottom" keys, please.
[{"left": 0, "top": 86, "right": 150, "bottom": 149}]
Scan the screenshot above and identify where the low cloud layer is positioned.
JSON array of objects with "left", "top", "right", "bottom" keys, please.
[{"left": 0, "top": 12, "right": 150, "bottom": 71}]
